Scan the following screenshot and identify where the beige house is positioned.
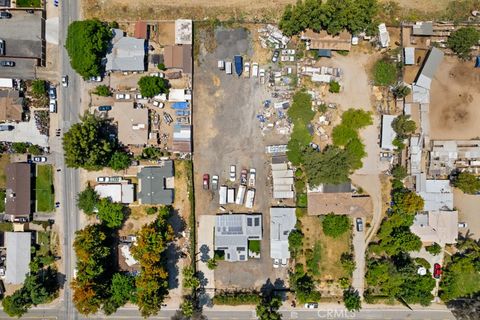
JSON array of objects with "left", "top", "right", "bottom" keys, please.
[
  {"left": 301, "top": 29, "right": 352, "bottom": 51},
  {"left": 410, "top": 210, "right": 458, "bottom": 245}
]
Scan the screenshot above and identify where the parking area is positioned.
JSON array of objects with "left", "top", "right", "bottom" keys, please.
[
  {"left": 0, "top": 58, "right": 37, "bottom": 79},
  {"left": 0, "top": 10, "right": 43, "bottom": 57},
  {"left": 0, "top": 117, "right": 48, "bottom": 147},
  {"left": 193, "top": 27, "right": 289, "bottom": 290}
]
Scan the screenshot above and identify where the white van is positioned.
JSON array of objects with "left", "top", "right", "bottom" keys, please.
[{"left": 225, "top": 61, "right": 232, "bottom": 75}]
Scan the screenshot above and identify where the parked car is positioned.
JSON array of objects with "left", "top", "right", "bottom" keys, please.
[
  {"left": 13, "top": 217, "right": 28, "bottom": 223},
  {"left": 0, "top": 12, "right": 12, "bottom": 19},
  {"left": 240, "top": 169, "right": 248, "bottom": 185},
  {"left": 97, "top": 176, "right": 110, "bottom": 183},
  {"left": 54, "top": 0, "right": 59, "bottom": 7},
  {"left": 273, "top": 258, "right": 280, "bottom": 269},
  {"left": 271, "top": 49, "right": 280, "bottom": 62},
  {"left": 61, "top": 75, "right": 68, "bottom": 87},
  {"left": 229, "top": 165, "right": 236, "bottom": 182},
  {"left": 433, "top": 263, "right": 442, "bottom": 279},
  {"left": 356, "top": 217, "right": 363, "bottom": 232},
  {"left": 124, "top": 93, "right": 131, "bottom": 100},
  {"left": 135, "top": 93, "right": 143, "bottom": 100},
  {"left": 26, "top": 9, "right": 34, "bottom": 14},
  {"left": 211, "top": 175, "right": 219, "bottom": 190},
  {"left": 281, "top": 258, "right": 287, "bottom": 267},
  {"left": 88, "top": 76, "right": 102, "bottom": 82},
  {"left": 458, "top": 222, "right": 468, "bottom": 228},
  {"left": 0, "top": 60, "right": 14, "bottom": 67},
  {"left": 152, "top": 100, "right": 164, "bottom": 108},
  {"left": 49, "top": 100, "right": 57, "bottom": 113},
  {"left": 48, "top": 86, "right": 57, "bottom": 99},
  {"left": 304, "top": 302, "right": 318, "bottom": 309},
  {"left": 98, "top": 105, "right": 112, "bottom": 112},
  {"left": 203, "top": 174, "right": 210, "bottom": 190},
  {"left": 0, "top": 40, "right": 4, "bottom": 55},
  {"left": 33, "top": 156, "right": 47, "bottom": 162},
  {"left": 0, "top": 124, "right": 13, "bottom": 131},
  {"left": 248, "top": 168, "right": 256, "bottom": 187},
  {"left": 115, "top": 93, "right": 125, "bottom": 100},
  {"left": 243, "top": 62, "right": 250, "bottom": 77}
]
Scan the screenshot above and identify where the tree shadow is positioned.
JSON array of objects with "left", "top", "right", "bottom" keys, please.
[
  {"left": 260, "top": 278, "right": 288, "bottom": 301},
  {"left": 199, "top": 244, "right": 211, "bottom": 262},
  {"left": 168, "top": 208, "right": 186, "bottom": 238},
  {"left": 56, "top": 272, "right": 66, "bottom": 289},
  {"left": 166, "top": 242, "right": 180, "bottom": 290},
  {"left": 197, "top": 270, "right": 209, "bottom": 288}
]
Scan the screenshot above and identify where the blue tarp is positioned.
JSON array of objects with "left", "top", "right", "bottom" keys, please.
[
  {"left": 476, "top": 56, "right": 480, "bottom": 68},
  {"left": 172, "top": 102, "right": 189, "bottom": 110}
]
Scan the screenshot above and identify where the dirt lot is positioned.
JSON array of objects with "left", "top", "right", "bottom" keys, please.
[
  {"left": 82, "top": 0, "right": 453, "bottom": 21},
  {"left": 453, "top": 189, "right": 480, "bottom": 240},
  {"left": 429, "top": 56, "right": 480, "bottom": 140},
  {"left": 193, "top": 27, "right": 289, "bottom": 290}
]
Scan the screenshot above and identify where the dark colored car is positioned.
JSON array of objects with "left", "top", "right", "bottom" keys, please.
[
  {"left": 98, "top": 105, "right": 112, "bottom": 112},
  {"left": 48, "top": 86, "right": 57, "bottom": 99},
  {"left": 0, "top": 12, "right": 12, "bottom": 19},
  {"left": 356, "top": 217, "right": 364, "bottom": 232},
  {"left": 271, "top": 49, "right": 280, "bottom": 62},
  {"left": 433, "top": 263, "right": 442, "bottom": 279},
  {"left": 0, "top": 40, "right": 4, "bottom": 56},
  {"left": 0, "top": 61, "right": 14, "bottom": 67},
  {"left": 203, "top": 174, "right": 210, "bottom": 190}
]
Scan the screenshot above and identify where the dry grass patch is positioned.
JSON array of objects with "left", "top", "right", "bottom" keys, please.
[{"left": 0, "top": 154, "right": 10, "bottom": 189}]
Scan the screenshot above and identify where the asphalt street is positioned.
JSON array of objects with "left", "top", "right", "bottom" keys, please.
[{"left": 58, "top": 0, "right": 81, "bottom": 319}]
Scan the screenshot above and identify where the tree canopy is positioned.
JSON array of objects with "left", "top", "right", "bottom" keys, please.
[
  {"left": 256, "top": 294, "right": 282, "bottom": 320},
  {"left": 108, "top": 151, "right": 131, "bottom": 171},
  {"left": 447, "top": 27, "right": 480, "bottom": 60},
  {"left": 76, "top": 184, "right": 100, "bottom": 215},
  {"left": 392, "top": 115, "right": 416, "bottom": 138},
  {"left": 94, "top": 85, "right": 112, "bottom": 97},
  {"left": 453, "top": 172, "right": 480, "bottom": 194},
  {"left": 63, "top": 114, "right": 116, "bottom": 170},
  {"left": 65, "top": 19, "right": 112, "bottom": 78},
  {"left": 286, "top": 91, "right": 314, "bottom": 165},
  {"left": 304, "top": 145, "right": 351, "bottom": 186},
  {"left": 96, "top": 198, "right": 126, "bottom": 228},
  {"left": 279, "top": 0, "right": 378, "bottom": 37},
  {"left": 343, "top": 288, "right": 361, "bottom": 311},
  {"left": 138, "top": 76, "right": 169, "bottom": 98},
  {"left": 103, "top": 273, "right": 137, "bottom": 315},
  {"left": 322, "top": 214, "right": 350, "bottom": 238}
]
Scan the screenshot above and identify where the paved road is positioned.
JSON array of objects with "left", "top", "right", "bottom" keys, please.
[
  {"left": 352, "top": 223, "right": 366, "bottom": 297},
  {"left": 0, "top": 307, "right": 456, "bottom": 320},
  {"left": 57, "top": 0, "right": 81, "bottom": 319}
]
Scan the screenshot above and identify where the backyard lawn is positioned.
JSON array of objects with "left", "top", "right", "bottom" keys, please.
[
  {"left": 16, "top": 0, "right": 41, "bottom": 7},
  {"left": 36, "top": 165, "right": 54, "bottom": 212},
  {"left": 299, "top": 216, "right": 352, "bottom": 282}
]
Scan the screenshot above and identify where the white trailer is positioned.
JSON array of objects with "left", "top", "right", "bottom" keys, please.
[
  {"left": 245, "top": 189, "right": 255, "bottom": 209},
  {"left": 235, "top": 185, "right": 246, "bottom": 205},
  {"left": 218, "top": 60, "right": 225, "bottom": 70},
  {"left": 252, "top": 63, "right": 259, "bottom": 77},
  {"left": 227, "top": 188, "right": 235, "bottom": 204},
  {"left": 225, "top": 61, "right": 232, "bottom": 74},
  {"left": 219, "top": 186, "right": 227, "bottom": 205}
]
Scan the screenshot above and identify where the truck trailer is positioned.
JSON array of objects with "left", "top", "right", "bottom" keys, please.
[{"left": 234, "top": 55, "right": 243, "bottom": 76}]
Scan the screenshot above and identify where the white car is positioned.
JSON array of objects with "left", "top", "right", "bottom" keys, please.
[
  {"left": 281, "top": 258, "right": 287, "bottom": 267},
  {"left": 89, "top": 76, "right": 102, "bottom": 82},
  {"left": 49, "top": 100, "right": 57, "bottom": 113},
  {"left": 115, "top": 93, "right": 125, "bottom": 100},
  {"left": 33, "top": 156, "right": 47, "bottom": 162},
  {"left": 61, "top": 75, "right": 68, "bottom": 87},
  {"left": 273, "top": 258, "right": 280, "bottom": 269},
  {"left": 248, "top": 168, "right": 256, "bottom": 187},
  {"left": 458, "top": 222, "right": 468, "bottom": 228},
  {"left": 304, "top": 303, "right": 318, "bottom": 309},
  {"left": 124, "top": 93, "right": 131, "bottom": 100},
  {"left": 96, "top": 176, "right": 110, "bottom": 183},
  {"left": 135, "top": 93, "right": 143, "bottom": 100},
  {"left": 243, "top": 62, "right": 250, "bottom": 77},
  {"left": 229, "top": 165, "right": 236, "bottom": 182},
  {"left": 152, "top": 100, "right": 164, "bottom": 108}
]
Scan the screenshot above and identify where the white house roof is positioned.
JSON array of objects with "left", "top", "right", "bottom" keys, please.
[
  {"left": 411, "top": 210, "right": 458, "bottom": 244},
  {"left": 415, "top": 174, "right": 453, "bottom": 211},
  {"left": 5, "top": 232, "right": 31, "bottom": 284},
  {"left": 95, "top": 183, "right": 135, "bottom": 204},
  {"left": 381, "top": 115, "right": 396, "bottom": 151},
  {"left": 270, "top": 208, "right": 296, "bottom": 259},
  {"left": 106, "top": 29, "right": 145, "bottom": 72}
]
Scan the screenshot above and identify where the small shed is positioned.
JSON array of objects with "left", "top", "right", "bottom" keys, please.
[
  {"left": 317, "top": 49, "right": 332, "bottom": 58},
  {"left": 404, "top": 47, "right": 415, "bottom": 65}
]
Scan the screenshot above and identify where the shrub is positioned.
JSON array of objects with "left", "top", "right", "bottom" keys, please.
[
  {"left": 93, "top": 85, "right": 111, "bottom": 97},
  {"left": 329, "top": 80, "right": 341, "bottom": 93},
  {"left": 392, "top": 165, "right": 407, "bottom": 180},
  {"left": 447, "top": 27, "right": 480, "bottom": 59},
  {"left": 248, "top": 240, "right": 261, "bottom": 254},
  {"left": 157, "top": 63, "right": 166, "bottom": 71},
  {"left": 425, "top": 243, "right": 442, "bottom": 256},
  {"left": 31, "top": 80, "right": 46, "bottom": 97},
  {"left": 322, "top": 214, "right": 350, "bottom": 238},
  {"left": 213, "top": 292, "right": 261, "bottom": 305},
  {"left": 145, "top": 207, "right": 158, "bottom": 215},
  {"left": 12, "top": 142, "right": 28, "bottom": 154},
  {"left": 453, "top": 172, "right": 480, "bottom": 194},
  {"left": 138, "top": 76, "right": 169, "bottom": 98}
]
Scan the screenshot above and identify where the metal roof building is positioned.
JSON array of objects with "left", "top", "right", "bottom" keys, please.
[
  {"left": 137, "top": 161, "right": 174, "bottom": 205},
  {"left": 271, "top": 163, "right": 294, "bottom": 199},
  {"left": 95, "top": 183, "right": 135, "bottom": 204},
  {"left": 412, "top": 22, "right": 434, "bottom": 36},
  {"left": 106, "top": 29, "right": 146, "bottom": 72},
  {"left": 410, "top": 210, "right": 458, "bottom": 245},
  {"left": 415, "top": 173, "right": 453, "bottom": 211},
  {"left": 381, "top": 115, "right": 396, "bottom": 151},
  {"left": 378, "top": 23, "right": 390, "bottom": 48},
  {"left": 404, "top": 47, "right": 415, "bottom": 65},
  {"left": 5, "top": 232, "right": 31, "bottom": 284},
  {"left": 214, "top": 214, "right": 262, "bottom": 262},
  {"left": 414, "top": 47, "right": 444, "bottom": 90},
  {"left": 270, "top": 208, "right": 296, "bottom": 260}
]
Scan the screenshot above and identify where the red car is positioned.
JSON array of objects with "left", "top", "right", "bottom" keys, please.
[
  {"left": 433, "top": 263, "right": 442, "bottom": 279},
  {"left": 203, "top": 174, "right": 210, "bottom": 190}
]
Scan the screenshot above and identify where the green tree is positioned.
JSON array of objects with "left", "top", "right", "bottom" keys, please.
[
  {"left": 256, "top": 294, "right": 282, "bottom": 320},
  {"left": 291, "top": 273, "right": 321, "bottom": 304},
  {"left": 12, "top": 142, "right": 28, "bottom": 154},
  {"left": 340, "top": 252, "right": 356, "bottom": 275},
  {"left": 2, "top": 292, "right": 28, "bottom": 317},
  {"left": 31, "top": 79, "right": 47, "bottom": 98},
  {"left": 303, "top": 146, "right": 351, "bottom": 186},
  {"left": 138, "top": 76, "right": 169, "bottom": 98},
  {"left": 103, "top": 273, "right": 136, "bottom": 314},
  {"left": 157, "top": 63, "right": 166, "bottom": 71},
  {"left": 322, "top": 214, "right": 350, "bottom": 238},
  {"left": 392, "top": 84, "right": 411, "bottom": 98},
  {"left": 287, "top": 90, "right": 315, "bottom": 124},
  {"left": 27, "top": 144, "right": 42, "bottom": 155},
  {"left": 108, "top": 151, "right": 131, "bottom": 171},
  {"left": 207, "top": 258, "right": 218, "bottom": 270},
  {"left": 332, "top": 124, "right": 357, "bottom": 146},
  {"left": 329, "top": 80, "right": 341, "bottom": 93},
  {"left": 65, "top": 19, "right": 112, "bottom": 78},
  {"left": 453, "top": 172, "right": 480, "bottom": 194},
  {"left": 182, "top": 266, "right": 200, "bottom": 289},
  {"left": 96, "top": 198, "right": 125, "bottom": 229},
  {"left": 392, "top": 165, "right": 407, "bottom": 180},
  {"left": 76, "top": 184, "right": 100, "bottom": 215},
  {"left": 180, "top": 299, "right": 195, "bottom": 317},
  {"left": 343, "top": 288, "right": 361, "bottom": 311},
  {"left": 63, "top": 113, "right": 116, "bottom": 170},
  {"left": 392, "top": 115, "right": 416, "bottom": 138},
  {"left": 393, "top": 190, "right": 424, "bottom": 215},
  {"left": 447, "top": 27, "right": 480, "bottom": 59},
  {"left": 425, "top": 243, "right": 442, "bottom": 256},
  {"left": 288, "top": 229, "right": 304, "bottom": 257},
  {"left": 373, "top": 60, "right": 397, "bottom": 86},
  {"left": 93, "top": 85, "right": 112, "bottom": 97}
]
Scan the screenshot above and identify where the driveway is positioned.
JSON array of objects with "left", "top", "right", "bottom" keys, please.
[
  {"left": 352, "top": 224, "right": 366, "bottom": 297},
  {"left": 410, "top": 247, "right": 444, "bottom": 298},
  {"left": 0, "top": 117, "right": 48, "bottom": 147}
]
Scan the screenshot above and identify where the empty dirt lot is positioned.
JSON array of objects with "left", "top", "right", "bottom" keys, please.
[
  {"left": 193, "top": 27, "right": 288, "bottom": 290},
  {"left": 83, "top": 0, "right": 454, "bottom": 21},
  {"left": 430, "top": 56, "right": 480, "bottom": 140}
]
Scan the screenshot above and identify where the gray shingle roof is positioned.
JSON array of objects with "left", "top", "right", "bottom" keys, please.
[
  {"left": 106, "top": 29, "right": 146, "bottom": 72},
  {"left": 137, "top": 162, "right": 174, "bottom": 205}
]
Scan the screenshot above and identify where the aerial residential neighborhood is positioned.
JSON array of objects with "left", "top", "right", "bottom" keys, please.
[{"left": 0, "top": 0, "right": 479, "bottom": 319}]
